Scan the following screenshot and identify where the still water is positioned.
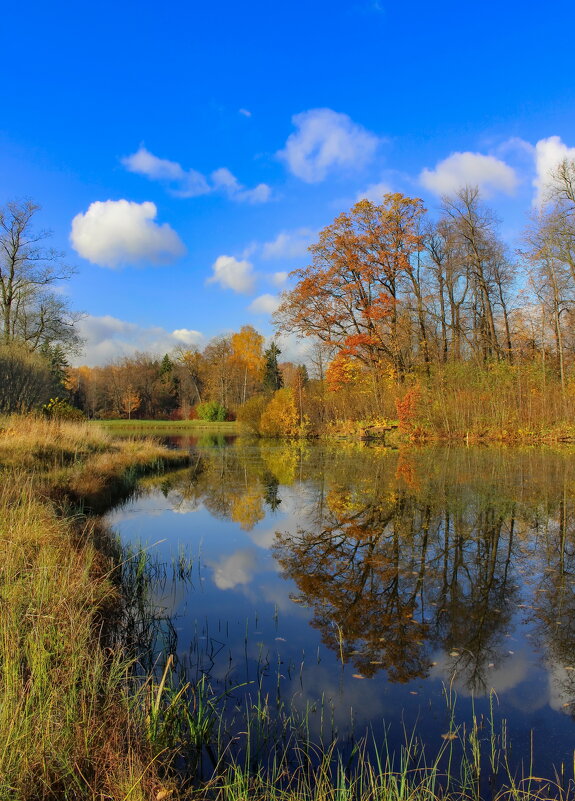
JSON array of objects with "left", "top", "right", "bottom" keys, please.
[{"left": 106, "top": 437, "right": 575, "bottom": 776}]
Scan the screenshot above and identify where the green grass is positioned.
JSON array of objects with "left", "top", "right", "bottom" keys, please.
[{"left": 93, "top": 419, "right": 242, "bottom": 433}]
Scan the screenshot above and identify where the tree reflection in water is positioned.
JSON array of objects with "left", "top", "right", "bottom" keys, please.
[{"left": 146, "top": 441, "right": 575, "bottom": 702}]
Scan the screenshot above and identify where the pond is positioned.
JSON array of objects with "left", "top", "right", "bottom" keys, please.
[{"left": 105, "top": 436, "right": 575, "bottom": 783}]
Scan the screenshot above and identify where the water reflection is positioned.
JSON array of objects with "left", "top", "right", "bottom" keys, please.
[{"left": 108, "top": 441, "right": 575, "bottom": 772}]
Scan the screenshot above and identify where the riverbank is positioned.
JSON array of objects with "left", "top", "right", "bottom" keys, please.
[
  {"left": 0, "top": 416, "right": 189, "bottom": 800},
  {"left": 2, "top": 417, "right": 574, "bottom": 800},
  {"left": 93, "top": 419, "right": 242, "bottom": 434}
]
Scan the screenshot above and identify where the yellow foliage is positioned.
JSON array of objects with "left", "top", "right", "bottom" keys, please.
[
  {"left": 259, "top": 388, "right": 299, "bottom": 437},
  {"left": 231, "top": 488, "right": 265, "bottom": 530},
  {"left": 261, "top": 443, "right": 300, "bottom": 484}
]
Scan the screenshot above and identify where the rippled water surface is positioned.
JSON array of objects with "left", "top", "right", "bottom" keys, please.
[{"left": 105, "top": 437, "right": 575, "bottom": 775}]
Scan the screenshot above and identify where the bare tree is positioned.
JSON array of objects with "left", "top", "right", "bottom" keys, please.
[{"left": 0, "top": 200, "right": 82, "bottom": 353}]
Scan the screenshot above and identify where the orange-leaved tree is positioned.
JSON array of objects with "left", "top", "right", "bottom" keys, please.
[{"left": 274, "top": 193, "right": 426, "bottom": 385}]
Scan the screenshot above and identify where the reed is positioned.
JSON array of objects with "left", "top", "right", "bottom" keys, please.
[{"left": 0, "top": 416, "right": 188, "bottom": 800}]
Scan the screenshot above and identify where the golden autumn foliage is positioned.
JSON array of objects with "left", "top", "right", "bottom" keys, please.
[
  {"left": 325, "top": 353, "right": 364, "bottom": 392},
  {"left": 259, "top": 388, "right": 299, "bottom": 437},
  {"left": 230, "top": 487, "right": 265, "bottom": 530}
]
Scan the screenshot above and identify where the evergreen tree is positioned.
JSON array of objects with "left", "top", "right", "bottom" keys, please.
[{"left": 263, "top": 343, "right": 283, "bottom": 392}]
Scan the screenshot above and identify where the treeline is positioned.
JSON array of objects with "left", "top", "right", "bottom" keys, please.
[
  {"left": 275, "top": 179, "right": 575, "bottom": 390},
  {"left": 6, "top": 158, "right": 575, "bottom": 439},
  {"left": 67, "top": 157, "right": 575, "bottom": 440},
  {"left": 67, "top": 333, "right": 299, "bottom": 421}
]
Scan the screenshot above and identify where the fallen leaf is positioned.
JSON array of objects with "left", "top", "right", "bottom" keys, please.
[{"left": 352, "top": 674, "right": 366, "bottom": 679}]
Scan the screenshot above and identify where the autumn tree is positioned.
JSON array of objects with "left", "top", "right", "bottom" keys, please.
[
  {"left": 120, "top": 386, "right": 140, "bottom": 419},
  {"left": 203, "top": 336, "right": 234, "bottom": 408},
  {"left": 230, "top": 325, "right": 264, "bottom": 403},
  {"left": 174, "top": 346, "right": 206, "bottom": 413},
  {"left": 259, "top": 388, "right": 299, "bottom": 437},
  {"left": 275, "top": 193, "right": 426, "bottom": 379}
]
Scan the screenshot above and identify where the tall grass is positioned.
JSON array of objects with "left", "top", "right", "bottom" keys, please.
[
  {"left": 0, "top": 478, "right": 167, "bottom": 799},
  {"left": 0, "top": 415, "right": 189, "bottom": 800},
  {"left": 2, "top": 416, "right": 574, "bottom": 799}
]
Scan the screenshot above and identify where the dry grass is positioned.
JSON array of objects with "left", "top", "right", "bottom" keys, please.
[
  {"left": 0, "top": 416, "right": 188, "bottom": 800},
  {"left": 0, "top": 479, "right": 162, "bottom": 799}
]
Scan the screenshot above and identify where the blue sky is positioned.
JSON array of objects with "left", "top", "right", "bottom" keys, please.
[{"left": 1, "top": 0, "right": 574, "bottom": 364}]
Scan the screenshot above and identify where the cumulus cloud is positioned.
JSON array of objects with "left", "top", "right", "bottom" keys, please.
[
  {"left": 211, "top": 549, "right": 258, "bottom": 590},
  {"left": 355, "top": 180, "right": 393, "bottom": 203},
  {"left": 262, "top": 228, "right": 315, "bottom": 260},
  {"left": 70, "top": 200, "right": 186, "bottom": 268},
  {"left": 278, "top": 108, "right": 380, "bottom": 182},
  {"left": 248, "top": 293, "right": 280, "bottom": 314},
  {"left": 420, "top": 151, "right": 518, "bottom": 197},
  {"left": 533, "top": 136, "right": 575, "bottom": 206},
  {"left": 271, "top": 271, "right": 289, "bottom": 286},
  {"left": 73, "top": 314, "right": 204, "bottom": 366},
  {"left": 122, "top": 146, "right": 271, "bottom": 203},
  {"left": 208, "top": 255, "right": 256, "bottom": 293}
]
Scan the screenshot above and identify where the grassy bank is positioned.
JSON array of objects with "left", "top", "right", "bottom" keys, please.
[
  {"left": 0, "top": 416, "right": 189, "bottom": 800},
  {"left": 93, "top": 419, "right": 242, "bottom": 434},
  {"left": 2, "top": 417, "right": 574, "bottom": 800}
]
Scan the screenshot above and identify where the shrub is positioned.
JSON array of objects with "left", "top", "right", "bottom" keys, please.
[
  {"left": 259, "top": 388, "right": 299, "bottom": 437},
  {"left": 236, "top": 395, "right": 268, "bottom": 434},
  {"left": 42, "top": 397, "right": 85, "bottom": 421},
  {"left": 196, "top": 401, "right": 228, "bottom": 422}
]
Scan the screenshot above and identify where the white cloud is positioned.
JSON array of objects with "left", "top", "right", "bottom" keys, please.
[
  {"left": 211, "top": 167, "right": 271, "bottom": 204},
  {"left": 262, "top": 228, "right": 315, "bottom": 260},
  {"left": 122, "top": 146, "right": 271, "bottom": 203},
  {"left": 70, "top": 200, "right": 186, "bottom": 268},
  {"left": 278, "top": 108, "right": 380, "bottom": 182},
  {"left": 74, "top": 314, "right": 204, "bottom": 366},
  {"left": 172, "top": 328, "right": 204, "bottom": 345},
  {"left": 211, "top": 549, "right": 258, "bottom": 590},
  {"left": 420, "top": 151, "right": 518, "bottom": 197},
  {"left": 123, "top": 147, "right": 180, "bottom": 182},
  {"left": 275, "top": 332, "right": 316, "bottom": 363},
  {"left": 496, "top": 137, "right": 535, "bottom": 159},
  {"left": 429, "top": 648, "right": 530, "bottom": 699},
  {"left": 239, "top": 108, "right": 252, "bottom": 118},
  {"left": 272, "top": 271, "right": 289, "bottom": 286},
  {"left": 208, "top": 255, "right": 255, "bottom": 293},
  {"left": 239, "top": 183, "right": 272, "bottom": 203},
  {"left": 533, "top": 135, "right": 575, "bottom": 206},
  {"left": 122, "top": 146, "right": 210, "bottom": 198},
  {"left": 248, "top": 293, "right": 280, "bottom": 314},
  {"left": 355, "top": 180, "right": 393, "bottom": 203}
]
